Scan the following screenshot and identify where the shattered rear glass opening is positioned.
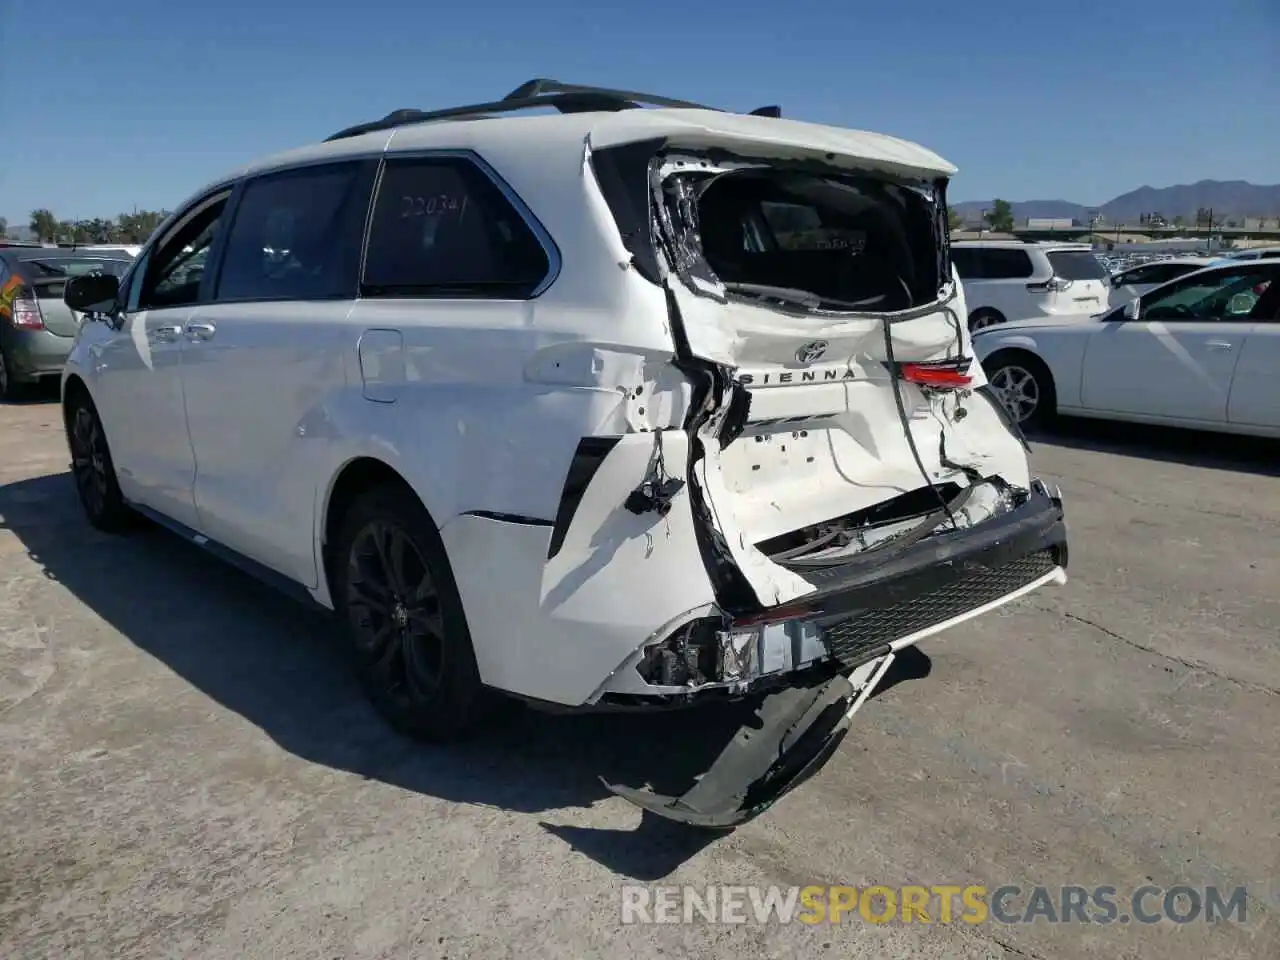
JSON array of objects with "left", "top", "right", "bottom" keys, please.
[{"left": 667, "top": 167, "right": 946, "bottom": 313}]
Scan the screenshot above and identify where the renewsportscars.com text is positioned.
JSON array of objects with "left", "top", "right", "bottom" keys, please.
[{"left": 620, "top": 884, "right": 1249, "bottom": 926}]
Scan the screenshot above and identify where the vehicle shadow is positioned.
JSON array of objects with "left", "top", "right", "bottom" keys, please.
[
  {"left": 1029, "top": 417, "right": 1280, "bottom": 477},
  {"left": 0, "top": 470, "right": 931, "bottom": 880}
]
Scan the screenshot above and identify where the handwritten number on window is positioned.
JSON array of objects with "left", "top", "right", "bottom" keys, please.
[{"left": 399, "top": 194, "right": 469, "bottom": 221}]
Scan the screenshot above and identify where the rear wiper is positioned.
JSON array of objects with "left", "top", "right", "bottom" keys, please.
[
  {"left": 722, "top": 282, "right": 822, "bottom": 309},
  {"left": 722, "top": 282, "right": 889, "bottom": 312}
]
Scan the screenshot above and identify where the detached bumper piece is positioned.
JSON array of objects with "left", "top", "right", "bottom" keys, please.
[
  {"left": 606, "top": 481, "right": 1066, "bottom": 829},
  {"left": 603, "top": 671, "right": 860, "bottom": 829}
]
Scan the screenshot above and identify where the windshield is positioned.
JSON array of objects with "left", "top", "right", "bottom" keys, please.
[{"left": 1046, "top": 250, "right": 1108, "bottom": 281}]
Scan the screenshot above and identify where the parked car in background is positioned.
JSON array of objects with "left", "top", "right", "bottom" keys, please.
[
  {"left": 972, "top": 259, "right": 1279, "bottom": 436},
  {"left": 1108, "top": 256, "right": 1216, "bottom": 310},
  {"left": 951, "top": 240, "right": 1111, "bottom": 332},
  {"left": 0, "top": 248, "right": 133, "bottom": 399},
  {"left": 60, "top": 78, "right": 1067, "bottom": 828},
  {"left": 1215, "top": 246, "right": 1280, "bottom": 262}
]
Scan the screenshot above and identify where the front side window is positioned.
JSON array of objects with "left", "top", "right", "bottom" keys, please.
[
  {"left": 138, "top": 195, "right": 230, "bottom": 310},
  {"left": 1140, "top": 268, "right": 1275, "bottom": 321},
  {"left": 362, "top": 156, "right": 551, "bottom": 298},
  {"left": 216, "top": 162, "right": 369, "bottom": 302}
]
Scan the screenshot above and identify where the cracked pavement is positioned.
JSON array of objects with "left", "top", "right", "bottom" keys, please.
[{"left": 0, "top": 397, "right": 1277, "bottom": 959}]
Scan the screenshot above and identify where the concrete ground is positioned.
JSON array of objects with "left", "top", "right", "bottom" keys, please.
[{"left": 0, "top": 391, "right": 1276, "bottom": 960}]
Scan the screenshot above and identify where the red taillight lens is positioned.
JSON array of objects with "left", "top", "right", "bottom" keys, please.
[
  {"left": 12, "top": 297, "right": 44, "bottom": 330},
  {"left": 900, "top": 359, "right": 973, "bottom": 389}
]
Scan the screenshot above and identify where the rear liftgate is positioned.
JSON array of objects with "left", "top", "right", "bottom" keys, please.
[{"left": 597, "top": 147, "right": 1023, "bottom": 827}]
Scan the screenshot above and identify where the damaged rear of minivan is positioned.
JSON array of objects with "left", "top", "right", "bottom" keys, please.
[{"left": 572, "top": 116, "right": 1067, "bottom": 827}]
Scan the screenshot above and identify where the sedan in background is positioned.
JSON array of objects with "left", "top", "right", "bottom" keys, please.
[
  {"left": 0, "top": 248, "right": 134, "bottom": 399},
  {"left": 972, "top": 260, "right": 1279, "bottom": 437},
  {"left": 1108, "top": 256, "right": 1216, "bottom": 310}
]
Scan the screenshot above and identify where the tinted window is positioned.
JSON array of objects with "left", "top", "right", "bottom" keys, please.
[
  {"left": 980, "top": 248, "right": 1035, "bottom": 279},
  {"left": 362, "top": 157, "right": 550, "bottom": 297},
  {"left": 1046, "top": 250, "right": 1107, "bottom": 281},
  {"left": 1141, "top": 268, "right": 1275, "bottom": 321},
  {"left": 139, "top": 196, "right": 229, "bottom": 310},
  {"left": 950, "top": 247, "right": 984, "bottom": 279},
  {"left": 216, "top": 162, "right": 368, "bottom": 302}
]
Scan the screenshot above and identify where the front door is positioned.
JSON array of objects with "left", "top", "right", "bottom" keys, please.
[
  {"left": 1227, "top": 271, "right": 1280, "bottom": 429},
  {"left": 1080, "top": 265, "right": 1275, "bottom": 425},
  {"left": 181, "top": 161, "right": 372, "bottom": 585},
  {"left": 89, "top": 194, "right": 231, "bottom": 529}
]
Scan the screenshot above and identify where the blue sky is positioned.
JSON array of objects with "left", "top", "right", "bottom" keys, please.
[{"left": 1, "top": 0, "right": 1276, "bottom": 225}]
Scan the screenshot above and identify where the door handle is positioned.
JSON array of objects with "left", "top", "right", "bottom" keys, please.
[
  {"left": 186, "top": 320, "right": 216, "bottom": 341},
  {"left": 150, "top": 324, "right": 183, "bottom": 342},
  {"left": 1205, "top": 339, "right": 1234, "bottom": 351}
]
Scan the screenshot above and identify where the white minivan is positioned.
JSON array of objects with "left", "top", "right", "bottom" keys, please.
[
  {"left": 61, "top": 79, "right": 1068, "bottom": 827},
  {"left": 952, "top": 240, "right": 1112, "bottom": 332}
]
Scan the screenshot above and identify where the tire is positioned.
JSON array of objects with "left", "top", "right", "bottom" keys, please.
[
  {"left": 332, "top": 483, "right": 489, "bottom": 741},
  {"left": 0, "top": 349, "right": 25, "bottom": 402},
  {"left": 985, "top": 352, "right": 1057, "bottom": 431},
  {"left": 968, "top": 308, "right": 1006, "bottom": 334},
  {"left": 65, "top": 392, "right": 134, "bottom": 532}
]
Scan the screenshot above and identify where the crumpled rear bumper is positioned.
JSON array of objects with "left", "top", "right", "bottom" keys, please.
[{"left": 604, "top": 479, "right": 1067, "bottom": 828}]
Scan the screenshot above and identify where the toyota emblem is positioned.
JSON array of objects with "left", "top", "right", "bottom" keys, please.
[{"left": 795, "top": 340, "right": 828, "bottom": 363}]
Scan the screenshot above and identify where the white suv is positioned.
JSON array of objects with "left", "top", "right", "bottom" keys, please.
[
  {"left": 952, "top": 240, "right": 1111, "bottom": 331},
  {"left": 61, "top": 80, "right": 1067, "bottom": 827}
]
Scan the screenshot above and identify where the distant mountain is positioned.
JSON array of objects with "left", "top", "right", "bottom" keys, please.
[{"left": 953, "top": 180, "right": 1280, "bottom": 225}]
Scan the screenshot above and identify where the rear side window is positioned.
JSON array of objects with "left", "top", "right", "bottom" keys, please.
[
  {"left": 216, "top": 162, "right": 370, "bottom": 302},
  {"left": 362, "top": 156, "right": 551, "bottom": 298},
  {"left": 1046, "top": 250, "right": 1107, "bottom": 281},
  {"left": 951, "top": 247, "right": 984, "bottom": 279},
  {"left": 980, "top": 249, "right": 1035, "bottom": 279}
]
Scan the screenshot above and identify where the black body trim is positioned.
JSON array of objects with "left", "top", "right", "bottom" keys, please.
[
  {"left": 127, "top": 502, "right": 329, "bottom": 612},
  {"left": 546, "top": 437, "right": 620, "bottom": 559},
  {"left": 462, "top": 510, "right": 553, "bottom": 527},
  {"left": 782, "top": 481, "right": 1066, "bottom": 614}
]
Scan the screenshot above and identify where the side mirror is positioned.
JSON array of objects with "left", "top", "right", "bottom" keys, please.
[
  {"left": 1123, "top": 298, "right": 1141, "bottom": 320},
  {"left": 64, "top": 273, "right": 120, "bottom": 314}
]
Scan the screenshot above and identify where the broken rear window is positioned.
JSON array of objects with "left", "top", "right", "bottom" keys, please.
[{"left": 677, "top": 169, "right": 946, "bottom": 312}]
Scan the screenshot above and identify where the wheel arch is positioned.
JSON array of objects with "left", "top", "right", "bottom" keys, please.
[
  {"left": 982, "top": 346, "right": 1058, "bottom": 423},
  {"left": 61, "top": 372, "right": 92, "bottom": 414},
  {"left": 318, "top": 456, "right": 437, "bottom": 598}
]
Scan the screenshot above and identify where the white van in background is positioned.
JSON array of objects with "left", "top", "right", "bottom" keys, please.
[{"left": 951, "top": 240, "right": 1111, "bottom": 332}]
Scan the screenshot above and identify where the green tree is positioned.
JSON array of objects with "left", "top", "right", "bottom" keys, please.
[
  {"left": 29, "top": 208, "right": 58, "bottom": 242},
  {"left": 1173, "top": 215, "right": 1185, "bottom": 229},
  {"left": 947, "top": 207, "right": 965, "bottom": 231},
  {"left": 115, "top": 209, "right": 168, "bottom": 243},
  {"left": 0, "top": 216, "right": 7, "bottom": 238},
  {"left": 983, "top": 199, "right": 1014, "bottom": 233}
]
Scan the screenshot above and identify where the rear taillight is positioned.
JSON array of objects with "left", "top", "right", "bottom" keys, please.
[
  {"left": 12, "top": 297, "right": 44, "bottom": 330},
  {"left": 1027, "top": 277, "right": 1073, "bottom": 293},
  {"left": 898, "top": 358, "right": 974, "bottom": 389}
]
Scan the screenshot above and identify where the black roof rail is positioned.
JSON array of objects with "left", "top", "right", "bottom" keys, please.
[{"left": 325, "top": 78, "right": 721, "bottom": 142}]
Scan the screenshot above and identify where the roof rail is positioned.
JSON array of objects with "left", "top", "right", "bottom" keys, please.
[{"left": 325, "top": 78, "right": 720, "bottom": 142}]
